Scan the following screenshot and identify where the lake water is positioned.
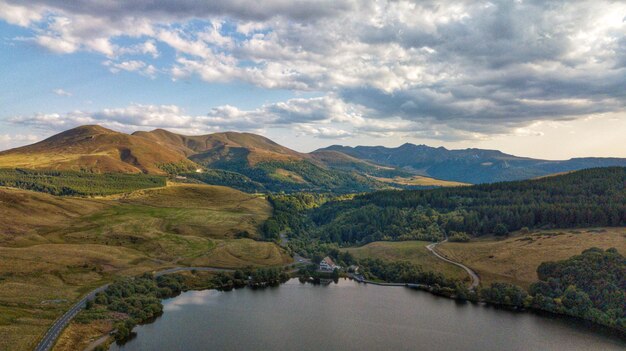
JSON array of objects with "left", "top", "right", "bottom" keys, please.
[{"left": 111, "top": 279, "right": 625, "bottom": 351}]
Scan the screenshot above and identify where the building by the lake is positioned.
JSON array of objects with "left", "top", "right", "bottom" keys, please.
[{"left": 319, "top": 256, "right": 340, "bottom": 271}]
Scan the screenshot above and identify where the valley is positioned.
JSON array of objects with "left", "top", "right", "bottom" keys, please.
[
  {"left": 0, "top": 184, "right": 290, "bottom": 351},
  {"left": 0, "top": 126, "right": 624, "bottom": 350},
  {"left": 4, "top": 3, "right": 625, "bottom": 349}
]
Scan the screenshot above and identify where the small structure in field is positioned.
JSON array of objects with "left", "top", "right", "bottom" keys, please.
[{"left": 319, "top": 256, "right": 340, "bottom": 271}]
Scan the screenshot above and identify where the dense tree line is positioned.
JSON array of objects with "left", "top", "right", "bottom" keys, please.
[
  {"left": 212, "top": 267, "right": 291, "bottom": 290},
  {"left": 528, "top": 248, "right": 625, "bottom": 331},
  {"left": 348, "top": 248, "right": 624, "bottom": 333},
  {"left": 261, "top": 193, "right": 339, "bottom": 240},
  {"left": 0, "top": 168, "right": 165, "bottom": 196},
  {"left": 80, "top": 274, "right": 185, "bottom": 342},
  {"left": 76, "top": 268, "right": 294, "bottom": 343},
  {"left": 307, "top": 168, "right": 625, "bottom": 244},
  {"left": 156, "top": 161, "right": 199, "bottom": 175}
]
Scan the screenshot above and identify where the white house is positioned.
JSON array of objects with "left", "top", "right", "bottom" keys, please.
[{"left": 319, "top": 256, "right": 340, "bottom": 271}]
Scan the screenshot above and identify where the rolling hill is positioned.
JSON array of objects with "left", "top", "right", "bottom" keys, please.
[
  {"left": 133, "top": 129, "right": 306, "bottom": 164},
  {"left": 0, "top": 125, "right": 196, "bottom": 175},
  {"left": 134, "top": 129, "right": 389, "bottom": 193},
  {"left": 319, "top": 143, "right": 626, "bottom": 184},
  {"left": 6, "top": 125, "right": 619, "bottom": 192}
]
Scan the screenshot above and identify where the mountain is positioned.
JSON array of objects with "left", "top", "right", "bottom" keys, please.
[
  {"left": 133, "top": 129, "right": 306, "bottom": 163},
  {"left": 0, "top": 125, "right": 196, "bottom": 175},
  {"left": 133, "top": 129, "right": 382, "bottom": 193},
  {"left": 8, "top": 125, "right": 615, "bottom": 192},
  {"left": 318, "top": 144, "right": 626, "bottom": 184}
]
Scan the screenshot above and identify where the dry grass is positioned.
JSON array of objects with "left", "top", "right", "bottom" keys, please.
[
  {"left": 0, "top": 187, "right": 108, "bottom": 246},
  {"left": 0, "top": 184, "right": 288, "bottom": 351},
  {"left": 371, "top": 175, "right": 468, "bottom": 187},
  {"left": 0, "top": 243, "right": 158, "bottom": 351},
  {"left": 53, "top": 320, "right": 113, "bottom": 351},
  {"left": 345, "top": 241, "right": 468, "bottom": 281},
  {"left": 0, "top": 125, "right": 195, "bottom": 174},
  {"left": 185, "top": 239, "right": 292, "bottom": 268},
  {"left": 437, "top": 228, "right": 626, "bottom": 288}
]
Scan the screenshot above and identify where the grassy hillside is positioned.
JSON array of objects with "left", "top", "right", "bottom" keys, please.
[
  {"left": 0, "top": 168, "right": 166, "bottom": 196},
  {"left": 0, "top": 125, "right": 196, "bottom": 175},
  {"left": 437, "top": 228, "right": 626, "bottom": 288},
  {"left": 135, "top": 129, "right": 306, "bottom": 164},
  {"left": 0, "top": 184, "right": 290, "bottom": 351},
  {"left": 370, "top": 175, "right": 468, "bottom": 187},
  {"left": 135, "top": 129, "right": 392, "bottom": 193},
  {"left": 345, "top": 241, "right": 467, "bottom": 281},
  {"left": 0, "top": 126, "right": 478, "bottom": 193}
]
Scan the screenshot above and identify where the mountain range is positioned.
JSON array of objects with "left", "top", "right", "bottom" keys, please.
[
  {"left": 1, "top": 125, "right": 625, "bottom": 191},
  {"left": 320, "top": 144, "right": 626, "bottom": 184}
]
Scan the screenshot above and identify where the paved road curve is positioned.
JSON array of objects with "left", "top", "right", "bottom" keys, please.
[
  {"left": 33, "top": 266, "right": 236, "bottom": 351},
  {"left": 426, "top": 240, "right": 480, "bottom": 289}
]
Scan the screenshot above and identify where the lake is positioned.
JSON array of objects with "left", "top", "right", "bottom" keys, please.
[{"left": 111, "top": 279, "right": 625, "bottom": 351}]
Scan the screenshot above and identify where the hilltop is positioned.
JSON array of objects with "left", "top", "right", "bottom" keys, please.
[
  {"left": 5, "top": 124, "right": 623, "bottom": 192},
  {"left": 0, "top": 125, "right": 196, "bottom": 175},
  {"left": 133, "top": 129, "right": 307, "bottom": 164}
]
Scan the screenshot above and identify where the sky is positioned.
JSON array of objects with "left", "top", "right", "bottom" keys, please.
[{"left": 0, "top": 0, "right": 625, "bottom": 160}]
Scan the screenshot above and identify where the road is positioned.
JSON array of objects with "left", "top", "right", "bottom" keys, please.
[
  {"left": 426, "top": 240, "right": 480, "bottom": 289},
  {"left": 34, "top": 256, "right": 310, "bottom": 351},
  {"left": 33, "top": 266, "right": 235, "bottom": 351},
  {"left": 34, "top": 285, "right": 110, "bottom": 351}
]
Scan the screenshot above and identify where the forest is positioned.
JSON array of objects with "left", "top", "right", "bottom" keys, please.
[
  {"left": 528, "top": 247, "right": 625, "bottom": 331},
  {"left": 0, "top": 168, "right": 166, "bottom": 196},
  {"left": 78, "top": 268, "right": 293, "bottom": 343},
  {"left": 304, "top": 167, "right": 626, "bottom": 245}
]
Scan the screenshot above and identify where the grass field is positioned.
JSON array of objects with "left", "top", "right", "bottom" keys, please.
[
  {"left": 345, "top": 241, "right": 469, "bottom": 282},
  {"left": 371, "top": 175, "right": 468, "bottom": 187},
  {"left": 437, "top": 228, "right": 626, "bottom": 288},
  {"left": 0, "top": 183, "right": 290, "bottom": 351}
]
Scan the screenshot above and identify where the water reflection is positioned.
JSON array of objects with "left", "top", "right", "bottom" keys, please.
[{"left": 111, "top": 279, "right": 625, "bottom": 351}]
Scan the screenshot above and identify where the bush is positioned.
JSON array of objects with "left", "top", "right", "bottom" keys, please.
[{"left": 448, "top": 232, "right": 471, "bottom": 242}]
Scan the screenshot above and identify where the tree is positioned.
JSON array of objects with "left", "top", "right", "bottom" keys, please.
[{"left": 493, "top": 223, "right": 509, "bottom": 236}]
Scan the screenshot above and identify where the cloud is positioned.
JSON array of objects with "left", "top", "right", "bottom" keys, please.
[
  {"left": 8, "top": 97, "right": 360, "bottom": 137},
  {"left": 0, "top": 133, "right": 40, "bottom": 149},
  {"left": 52, "top": 88, "right": 72, "bottom": 97},
  {"left": 103, "top": 60, "right": 157, "bottom": 78},
  {"left": 0, "top": 1, "right": 42, "bottom": 26},
  {"left": 2, "top": 0, "right": 626, "bottom": 141}
]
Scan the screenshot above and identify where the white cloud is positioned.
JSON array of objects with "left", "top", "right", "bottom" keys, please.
[
  {"left": 0, "top": 133, "right": 40, "bottom": 149},
  {"left": 0, "top": 1, "right": 41, "bottom": 26},
  {"left": 103, "top": 60, "right": 157, "bottom": 78},
  {"left": 52, "top": 88, "right": 72, "bottom": 97},
  {"left": 2, "top": 0, "right": 626, "bottom": 141}
]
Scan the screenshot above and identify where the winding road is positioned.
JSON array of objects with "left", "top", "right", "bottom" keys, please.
[
  {"left": 34, "top": 266, "right": 237, "bottom": 351},
  {"left": 36, "top": 242, "right": 473, "bottom": 351},
  {"left": 426, "top": 240, "right": 480, "bottom": 289},
  {"left": 35, "top": 234, "right": 309, "bottom": 351}
]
